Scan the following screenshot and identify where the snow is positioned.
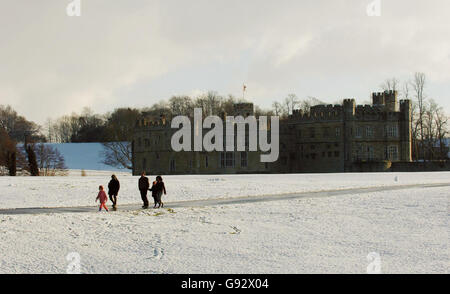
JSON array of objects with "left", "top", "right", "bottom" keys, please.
[
  {"left": 0, "top": 171, "right": 449, "bottom": 209},
  {"left": 0, "top": 172, "right": 449, "bottom": 273}
]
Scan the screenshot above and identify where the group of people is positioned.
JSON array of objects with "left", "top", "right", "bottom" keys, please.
[{"left": 95, "top": 172, "right": 167, "bottom": 212}]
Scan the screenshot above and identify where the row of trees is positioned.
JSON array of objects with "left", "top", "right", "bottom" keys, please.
[
  {"left": 0, "top": 105, "right": 67, "bottom": 176},
  {"left": 1, "top": 72, "right": 449, "bottom": 173}
]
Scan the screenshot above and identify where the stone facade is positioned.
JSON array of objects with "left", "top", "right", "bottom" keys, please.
[
  {"left": 132, "top": 103, "right": 271, "bottom": 175},
  {"left": 132, "top": 90, "right": 412, "bottom": 175}
]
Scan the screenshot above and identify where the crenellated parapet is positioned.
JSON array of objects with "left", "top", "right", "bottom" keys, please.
[
  {"left": 372, "top": 90, "right": 398, "bottom": 111},
  {"left": 354, "top": 104, "right": 400, "bottom": 120},
  {"left": 287, "top": 92, "right": 410, "bottom": 123},
  {"left": 135, "top": 114, "right": 169, "bottom": 129},
  {"left": 291, "top": 104, "right": 344, "bottom": 121}
]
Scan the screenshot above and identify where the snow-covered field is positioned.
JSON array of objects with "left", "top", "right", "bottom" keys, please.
[
  {"left": 1, "top": 171, "right": 449, "bottom": 209},
  {"left": 41, "top": 143, "right": 124, "bottom": 171},
  {"left": 0, "top": 172, "right": 449, "bottom": 274}
]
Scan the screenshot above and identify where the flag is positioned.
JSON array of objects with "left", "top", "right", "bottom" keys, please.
[{"left": 243, "top": 84, "right": 247, "bottom": 92}]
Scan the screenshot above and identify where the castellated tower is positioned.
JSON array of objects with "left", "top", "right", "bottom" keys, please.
[
  {"left": 372, "top": 90, "right": 398, "bottom": 112},
  {"left": 343, "top": 99, "right": 356, "bottom": 117}
]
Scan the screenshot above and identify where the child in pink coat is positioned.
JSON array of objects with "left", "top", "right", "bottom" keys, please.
[{"left": 96, "top": 185, "right": 109, "bottom": 212}]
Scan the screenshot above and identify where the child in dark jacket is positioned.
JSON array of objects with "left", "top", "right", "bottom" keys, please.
[
  {"left": 149, "top": 176, "right": 166, "bottom": 208},
  {"left": 96, "top": 185, "right": 109, "bottom": 212}
]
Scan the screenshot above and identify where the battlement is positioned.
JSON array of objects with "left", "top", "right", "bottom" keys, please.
[
  {"left": 354, "top": 104, "right": 400, "bottom": 120},
  {"left": 136, "top": 114, "right": 169, "bottom": 128},
  {"left": 372, "top": 90, "right": 398, "bottom": 111},
  {"left": 288, "top": 92, "right": 409, "bottom": 122},
  {"left": 291, "top": 104, "right": 344, "bottom": 121}
]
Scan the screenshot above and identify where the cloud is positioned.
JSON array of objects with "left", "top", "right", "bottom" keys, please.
[{"left": 0, "top": 0, "right": 449, "bottom": 124}]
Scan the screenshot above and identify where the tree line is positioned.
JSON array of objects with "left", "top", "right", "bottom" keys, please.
[
  {"left": 0, "top": 105, "right": 67, "bottom": 176},
  {"left": 1, "top": 72, "right": 449, "bottom": 174}
]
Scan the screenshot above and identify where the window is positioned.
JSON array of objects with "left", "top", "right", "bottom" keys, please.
[
  {"left": 220, "top": 153, "right": 225, "bottom": 168},
  {"left": 336, "top": 127, "right": 341, "bottom": 137},
  {"left": 367, "top": 146, "right": 374, "bottom": 160},
  {"left": 323, "top": 127, "right": 330, "bottom": 138},
  {"left": 241, "top": 152, "right": 248, "bottom": 167},
  {"left": 356, "top": 127, "right": 362, "bottom": 138},
  {"left": 328, "top": 151, "right": 332, "bottom": 157},
  {"left": 388, "top": 145, "right": 398, "bottom": 161},
  {"left": 221, "top": 152, "right": 235, "bottom": 168},
  {"left": 138, "top": 138, "right": 142, "bottom": 147},
  {"left": 170, "top": 159, "right": 176, "bottom": 172},
  {"left": 366, "top": 126, "right": 373, "bottom": 137},
  {"left": 309, "top": 127, "right": 315, "bottom": 138},
  {"left": 226, "top": 152, "right": 234, "bottom": 167},
  {"left": 355, "top": 144, "right": 363, "bottom": 160},
  {"left": 387, "top": 125, "right": 398, "bottom": 137},
  {"left": 334, "top": 151, "right": 340, "bottom": 157}
]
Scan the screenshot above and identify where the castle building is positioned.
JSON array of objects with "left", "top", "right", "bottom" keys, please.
[
  {"left": 132, "top": 90, "right": 412, "bottom": 175},
  {"left": 132, "top": 103, "right": 271, "bottom": 175},
  {"left": 275, "top": 90, "right": 411, "bottom": 173}
]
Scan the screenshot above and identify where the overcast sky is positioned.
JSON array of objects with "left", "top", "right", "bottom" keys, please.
[{"left": 0, "top": 0, "right": 449, "bottom": 124}]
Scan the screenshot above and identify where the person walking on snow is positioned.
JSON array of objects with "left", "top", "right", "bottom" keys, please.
[
  {"left": 149, "top": 175, "right": 166, "bottom": 208},
  {"left": 138, "top": 171, "right": 150, "bottom": 209},
  {"left": 108, "top": 174, "right": 120, "bottom": 210},
  {"left": 96, "top": 185, "right": 109, "bottom": 212}
]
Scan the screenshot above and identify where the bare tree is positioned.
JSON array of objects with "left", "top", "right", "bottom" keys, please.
[
  {"left": 411, "top": 72, "right": 427, "bottom": 159},
  {"left": 272, "top": 101, "right": 284, "bottom": 117},
  {"left": 168, "top": 96, "right": 194, "bottom": 116},
  {"left": 299, "top": 96, "right": 324, "bottom": 112},
  {"left": 410, "top": 101, "right": 421, "bottom": 160},
  {"left": 24, "top": 141, "right": 39, "bottom": 176},
  {"left": 100, "top": 108, "right": 141, "bottom": 170},
  {"left": 284, "top": 94, "right": 299, "bottom": 115},
  {"left": 435, "top": 106, "right": 449, "bottom": 159},
  {"left": 0, "top": 105, "right": 43, "bottom": 142},
  {"left": 380, "top": 77, "right": 400, "bottom": 92},
  {"left": 0, "top": 128, "right": 17, "bottom": 176},
  {"left": 101, "top": 142, "right": 132, "bottom": 169},
  {"left": 401, "top": 81, "right": 410, "bottom": 100},
  {"left": 35, "top": 143, "right": 68, "bottom": 176},
  {"left": 424, "top": 99, "right": 438, "bottom": 160}
]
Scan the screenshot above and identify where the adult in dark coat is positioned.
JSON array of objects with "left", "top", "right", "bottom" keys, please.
[
  {"left": 138, "top": 172, "right": 150, "bottom": 208},
  {"left": 149, "top": 175, "right": 166, "bottom": 208},
  {"left": 108, "top": 174, "right": 120, "bottom": 209}
]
